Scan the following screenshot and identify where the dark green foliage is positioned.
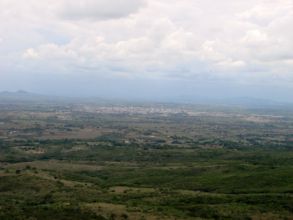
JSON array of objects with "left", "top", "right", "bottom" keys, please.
[
  {"left": 0, "top": 204, "right": 107, "bottom": 220},
  {"left": 0, "top": 102, "right": 292, "bottom": 219}
]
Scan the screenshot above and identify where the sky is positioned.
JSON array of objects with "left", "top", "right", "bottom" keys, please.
[{"left": 0, "top": 0, "right": 293, "bottom": 102}]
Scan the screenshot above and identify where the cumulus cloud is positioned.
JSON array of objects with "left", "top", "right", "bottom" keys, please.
[
  {"left": 59, "top": 0, "right": 146, "bottom": 20},
  {"left": 0, "top": 0, "right": 293, "bottom": 90},
  {"left": 23, "top": 48, "right": 39, "bottom": 59}
]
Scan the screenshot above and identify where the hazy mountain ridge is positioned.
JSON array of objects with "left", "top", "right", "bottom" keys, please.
[{"left": 0, "top": 90, "right": 292, "bottom": 108}]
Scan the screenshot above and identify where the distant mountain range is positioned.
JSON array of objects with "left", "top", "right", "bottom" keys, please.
[
  {"left": 0, "top": 90, "right": 46, "bottom": 99},
  {"left": 0, "top": 90, "right": 108, "bottom": 104},
  {"left": 0, "top": 90, "right": 292, "bottom": 108},
  {"left": 0, "top": 90, "right": 69, "bottom": 103}
]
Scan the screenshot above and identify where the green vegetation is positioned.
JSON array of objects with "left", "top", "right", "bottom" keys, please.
[{"left": 0, "top": 102, "right": 292, "bottom": 219}]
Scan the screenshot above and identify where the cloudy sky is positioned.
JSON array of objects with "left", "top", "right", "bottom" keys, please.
[{"left": 0, "top": 0, "right": 293, "bottom": 101}]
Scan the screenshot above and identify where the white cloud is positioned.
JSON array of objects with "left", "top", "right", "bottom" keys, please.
[
  {"left": 23, "top": 48, "right": 39, "bottom": 59},
  {"left": 0, "top": 0, "right": 293, "bottom": 86},
  {"left": 59, "top": 0, "right": 146, "bottom": 20}
]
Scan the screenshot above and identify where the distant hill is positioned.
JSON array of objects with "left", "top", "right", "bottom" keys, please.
[
  {"left": 0, "top": 90, "right": 68, "bottom": 104},
  {"left": 0, "top": 91, "right": 107, "bottom": 104},
  {"left": 0, "top": 90, "right": 40, "bottom": 97},
  {"left": 0, "top": 90, "right": 292, "bottom": 108},
  {"left": 214, "top": 97, "right": 288, "bottom": 107},
  {"left": 0, "top": 90, "right": 33, "bottom": 97}
]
